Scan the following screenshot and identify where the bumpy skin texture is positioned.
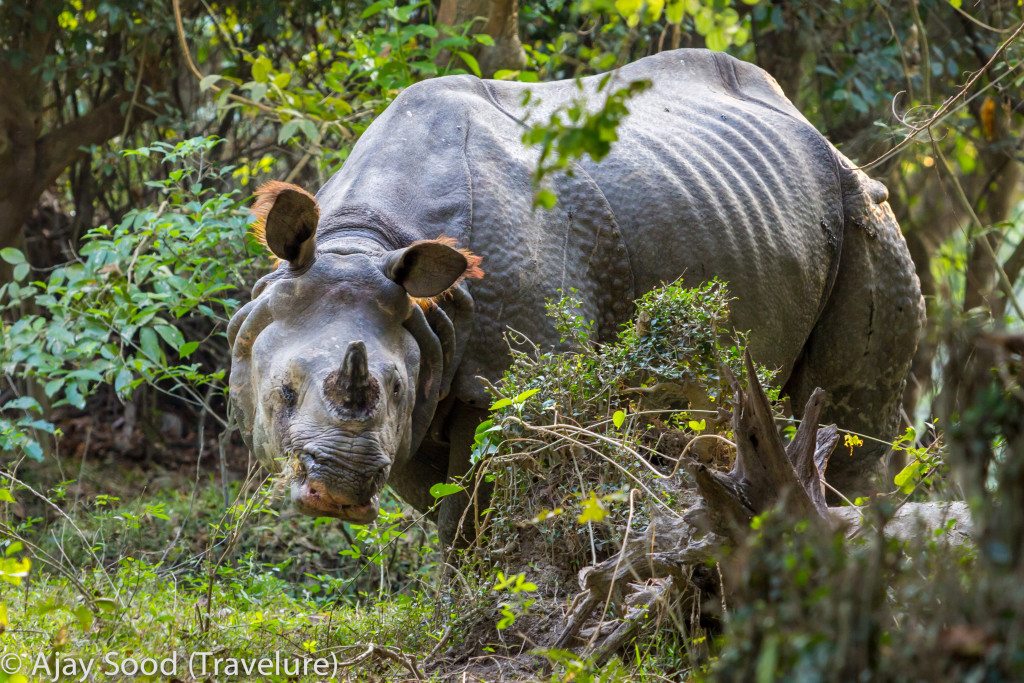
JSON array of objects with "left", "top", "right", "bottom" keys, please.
[{"left": 228, "top": 49, "right": 924, "bottom": 543}]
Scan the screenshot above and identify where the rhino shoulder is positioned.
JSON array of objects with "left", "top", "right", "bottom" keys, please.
[{"left": 385, "top": 73, "right": 492, "bottom": 118}]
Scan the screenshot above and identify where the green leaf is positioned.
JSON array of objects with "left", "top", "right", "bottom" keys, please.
[
  {"left": 894, "top": 460, "right": 925, "bottom": 494},
  {"left": 687, "top": 419, "right": 706, "bottom": 433},
  {"left": 278, "top": 120, "right": 300, "bottom": 144},
  {"left": 154, "top": 324, "right": 185, "bottom": 351},
  {"left": 473, "top": 34, "right": 495, "bottom": 46},
  {"left": 704, "top": 27, "right": 728, "bottom": 51},
  {"left": 533, "top": 188, "right": 557, "bottom": 209},
  {"left": 251, "top": 55, "right": 273, "bottom": 83},
  {"left": 139, "top": 327, "right": 163, "bottom": 362},
  {"left": 73, "top": 604, "right": 95, "bottom": 631},
  {"left": 0, "top": 247, "right": 25, "bottom": 265},
  {"left": 24, "top": 441, "right": 44, "bottom": 461},
  {"left": 43, "top": 379, "right": 63, "bottom": 399},
  {"left": 360, "top": 0, "right": 389, "bottom": 18},
  {"left": 0, "top": 490, "right": 15, "bottom": 504},
  {"left": 490, "top": 397, "right": 514, "bottom": 410},
  {"left": 296, "top": 119, "right": 319, "bottom": 142},
  {"left": 65, "top": 383, "right": 85, "bottom": 410},
  {"left": 666, "top": 0, "right": 685, "bottom": 23},
  {"left": 114, "top": 367, "right": 133, "bottom": 395},
  {"left": 178, "top": 340, "right": 199, "bottom": 358},
  {"left": 612, "top": 410, "right": 626, "bottom": 429},
  {"left": 94, "top": 597, "right": 118, "bottom": 613},
  {"left": 455, "top": 51, "right": 482, "bottom": 77},
  {"left": 615, "top": 0, "right": 643, "bottom": 26},
  {"left": 474, "top": 419, "right": 495, "bottom": 441},
  {"left": 513, "top": 388, "right": 540, "bottom": 404},
  {"left": 12, "top": 262, "right": 29, "bottom": 282},
  {"left": 199, "top": 74, "right": 221, "bottom": 92},
  {"left": 3, "top": 397, "right": 41, "bottom": 412},
  {"left": 429, "top": 482, "right": 465, "bottom": 500}
]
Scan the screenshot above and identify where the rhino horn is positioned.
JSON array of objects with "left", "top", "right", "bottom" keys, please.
[{"left": 328, "top": 340, "right": 377, "bottom": 414}]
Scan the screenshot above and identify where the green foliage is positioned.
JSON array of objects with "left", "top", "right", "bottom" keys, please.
[
  {"left": 708, "top": 503, "right": 1024, "bottom": 681},
  {"left": 891, "top": 425, "right": 946, "bottom": 497},
  {"left": 496, "top": 279, "right": 773, "bottom": 424},
  {"left": 0, "top": 462, "right": 439, "bottom": 681},
  {"left": 518, "top": 0, "right": 759, "bottom": 202},
  {"left": 584, "top": 0, "right": 757, "bottom": 47},
  {"left": 457, "top": 279, "right": 775, "bottom": 597},
  {"left": 197, "top": 0, "right": 495, "bottom": 174},
  {"left": 0, "top": 137, "right": 259, "bottom": 461},
  {"left": 522, "top": 77, "right": 653, "bottom": 206},
  {"left": 491, "top": 570, "right": 538, "bottom": 629}
]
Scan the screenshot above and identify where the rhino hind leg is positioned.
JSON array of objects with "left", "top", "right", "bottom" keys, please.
[{"left": 783, "top": 175, "right": 925, "bottom": 496}]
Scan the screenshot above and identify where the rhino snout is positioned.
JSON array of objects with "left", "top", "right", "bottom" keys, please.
[{"left": 290, "top": 443, "right": 390, "bottom": 522}]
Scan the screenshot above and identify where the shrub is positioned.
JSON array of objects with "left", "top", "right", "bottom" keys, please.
[{"left": 0, "top": 137, "right": 263, "bottom": 461}]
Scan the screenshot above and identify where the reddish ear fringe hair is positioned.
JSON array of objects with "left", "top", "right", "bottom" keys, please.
[
  {"left": 409, "top": 236, "right": 485, "bottom": 309},
  {"left": 248, "top": 182, "right": 483, "bottom": 295},
  {"left": 249, "top": 181, "right": 319, "bottom": 264}
]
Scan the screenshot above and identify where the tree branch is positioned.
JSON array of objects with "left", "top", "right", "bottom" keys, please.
[{"left": 34, "top": 93, "right": 134, "bottom": 194}]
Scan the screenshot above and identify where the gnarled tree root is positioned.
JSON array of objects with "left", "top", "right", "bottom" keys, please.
[{"left": 553, "top": 351, "right": 974, "bottom": 659}]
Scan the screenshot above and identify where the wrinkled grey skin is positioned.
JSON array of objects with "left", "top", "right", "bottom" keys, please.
[{"left": 228, "top": 49, "right": 924, "bottom": 544}]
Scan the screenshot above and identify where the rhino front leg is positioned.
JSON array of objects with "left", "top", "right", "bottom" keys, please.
[{"left": 437, "top": 403, "right": 491, "bottom": 549}]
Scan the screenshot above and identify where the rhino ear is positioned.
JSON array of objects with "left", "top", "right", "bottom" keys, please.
[
  {"left": 251, "top": 181, "right": 319, "bottom": 269},
  {"left": 383, "top": 238, "right": 483, "bottom": 298}
]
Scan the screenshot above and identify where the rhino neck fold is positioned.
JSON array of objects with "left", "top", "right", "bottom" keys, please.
[{"left": 316, "top": 205, "right": 421, "bottom": 253}]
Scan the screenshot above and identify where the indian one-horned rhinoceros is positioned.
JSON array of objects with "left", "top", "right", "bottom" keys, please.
[{"left": 227, "top": 48, "right": 924, "bottom": 544}]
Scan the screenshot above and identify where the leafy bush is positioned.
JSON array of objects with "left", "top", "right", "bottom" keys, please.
[
  {"left": 710, "top": 503, "right": 1024, "bottom": 682},
  {"left": 471, "top": 281, "right": 776, "bottom": 578},
  {"left": 0, "top": 137, "right": 263, "bottom": 461},
  {"left": 430, "top": 281, "right": 777, "bottom": 673}
]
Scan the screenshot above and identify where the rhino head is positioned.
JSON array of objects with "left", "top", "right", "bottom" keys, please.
[{"left": 227, "top": 182, "right": 482, "bottom": 523}]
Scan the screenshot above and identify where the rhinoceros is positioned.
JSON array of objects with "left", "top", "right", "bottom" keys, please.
[{"left": 227, "top": 48, "right": 923, "bottom": 543}]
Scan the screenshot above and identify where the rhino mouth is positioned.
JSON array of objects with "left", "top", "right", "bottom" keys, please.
[
  {"left": 286, "top": 443, "right": 389, "bottom": 524},
  {"left": 291, "top": 483, "right": 381, "bottom": 523}
]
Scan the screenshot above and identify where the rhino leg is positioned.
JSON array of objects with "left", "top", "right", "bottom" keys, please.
[
  {"left": 437, "top": 404, "right": 491, "bottom": 549},
  {"left": 783, "top": 179, "right": 925, "bottom": 497}
]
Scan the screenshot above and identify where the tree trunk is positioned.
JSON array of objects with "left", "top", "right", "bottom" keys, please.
[
  {"left": 752, "top": 1, "right": 809, "bottom": 105},
  {"left": 436, "top": 0, "right": 526, "bottom": 77}
]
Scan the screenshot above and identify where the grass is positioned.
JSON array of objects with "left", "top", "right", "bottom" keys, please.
[{"left": 0, "top": 462, "right": 442, "bottom": 682}]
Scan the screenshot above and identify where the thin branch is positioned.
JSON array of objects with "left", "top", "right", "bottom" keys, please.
[{"left": 859, "top": 19, "right": 1024, "bottom": 171}]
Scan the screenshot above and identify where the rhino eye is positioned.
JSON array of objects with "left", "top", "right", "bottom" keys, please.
[{"left": 280, "top": 385, "right": 297, "bottom": 408}]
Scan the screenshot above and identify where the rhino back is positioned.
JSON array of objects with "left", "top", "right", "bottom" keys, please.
[{"left": 482, "top": 50, "right": 845, "bottom": 377}]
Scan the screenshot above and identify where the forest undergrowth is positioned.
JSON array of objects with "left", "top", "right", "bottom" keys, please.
[{"left": 1, "top": 270, "right": 1021, "bottom": 681}]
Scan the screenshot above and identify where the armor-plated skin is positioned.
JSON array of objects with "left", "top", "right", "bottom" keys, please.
[{"left": 228, "top": 49, "right": 924, "bottom": 543}]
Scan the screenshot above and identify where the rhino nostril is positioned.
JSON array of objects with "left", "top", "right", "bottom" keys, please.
[{"left": 306, "top": 479, "right": 328, "bottom": 500}]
